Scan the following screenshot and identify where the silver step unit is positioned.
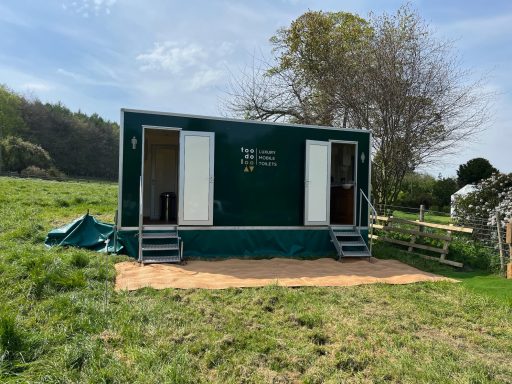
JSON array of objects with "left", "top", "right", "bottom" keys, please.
[
  {"left": 329, "top": 226, "right": 371, "bottom": 261},
  {"left": 138, "top": 226, "right": 184, "bottom": 265}
]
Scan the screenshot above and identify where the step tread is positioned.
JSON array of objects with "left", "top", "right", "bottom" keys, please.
[
  {"left": 334, "top": 231, "right": 359, "bottom": 237},
  {"left": 142, "top": 243, "right": 179, "bottom": 251},
  {"left": 342, "top": 250, "right": 371, "bottom": 257},
  {"left": 142, "top": 232, "right": 178, "bottom": 239},
  {"left": 339, "top": 241, "right": 367, "bottom": 247},
  {"left": 142, "top": 256, "right": 182, "bottom": 264}
]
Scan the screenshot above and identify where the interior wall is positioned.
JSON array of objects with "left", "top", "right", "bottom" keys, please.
[
  {"left": 330, "top": 143, "right": 356, "bottom": 225},
  {"left": 331, "top": 143, "right": 355, "bottom": 185},
  {"left": 143, "top": 129, "right": 179, "bottom": 218}
]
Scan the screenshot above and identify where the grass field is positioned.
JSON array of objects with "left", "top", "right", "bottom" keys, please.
[
  {"left": 1, "top": 176, "right": 511, "bottom": 383},
  {"left": 390, "top": 210, "right": 452, "bottom": 224},
  {"left": 374, "top": 243, "right": 512, "bottom": 306}
]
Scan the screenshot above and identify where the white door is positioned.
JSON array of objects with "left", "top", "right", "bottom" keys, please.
[
  {"left": 178, "top": 131, "right": 215, "bottom": 225},
  {"left": 304, "top": 140, "right": 331, "bottom": 226}
]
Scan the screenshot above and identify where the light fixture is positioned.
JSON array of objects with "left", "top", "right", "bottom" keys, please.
[
  {"left": 131, "top": 136, "right": 137, "bottom": 150},
  {"left": 360, "top": 152, "right": 366, "bottom": 163}
]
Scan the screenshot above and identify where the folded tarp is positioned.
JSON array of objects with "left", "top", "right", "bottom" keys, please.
[{"left": 45, "top": 213, "right": 122, "bottom": 253}]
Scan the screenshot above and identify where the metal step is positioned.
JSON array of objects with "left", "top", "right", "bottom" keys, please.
[
  {"left": 334, "top": 231, "right": 359, "bottom": 237},
  {"left": 340, "top": 241, "right": 367, "bottom": 247},
  {"left": 142, "top": 232, "right": 178, "bottom": 239},
  {"left": 342, "top": 250, "right": 371, "bottom": 257},
  {"left": 142, "top": 255, "right": 182, "bottom": 264},
  {"left": 142, "top": 225, "right": 177, "bottom": 231},
  {"left": 142, "top": 243, "right": 179, "bottom": 251}
]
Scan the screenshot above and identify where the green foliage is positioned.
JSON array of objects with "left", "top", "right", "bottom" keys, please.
[
  {"left": 432, "top": 176, "right": 458, "bottom": 211},
  {"left": 20, "top": 165, "right": 65, "bottom": 179},
  {"left": 0, "top": 85, "right": 119, "bottom": 179},
  {"left": 449, "top": 237, "right": 498, "bottom": 271},
  {"left": 457, "top": 157, "right": 498, "bottom": 187},
  {"left": 0, "top": 85, "right": 28, "bottom": 138},
  {"left": 395, "top": 172, "right": 436, "bottom": 208},
  {"left": 453, "top": 173, "right": 512, "bottom": 227},
  {"left": 20, "top": 100, "right": 119, "bottom": 179},
  {"left": 0, "top": 136, "right": 52, "bottom": 173}
]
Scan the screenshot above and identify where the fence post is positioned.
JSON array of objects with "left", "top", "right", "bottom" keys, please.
[
  {"left": 419, "top": 204, "right": 425, "bottom": 233},
  {"left": 496, "top": 210, "right": 505, "bottom": 274},
  {"left": 506, "top": 222, "right": 511, "bottom": 279}
]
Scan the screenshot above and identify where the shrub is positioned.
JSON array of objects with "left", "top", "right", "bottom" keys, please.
[
  {"left": 20, "top": 166, "right": 50, "bottom": 178},
  {"left": 0, "top": 136, "right": 52, "bottom": 173},
  {"left": 449, "top": 237, "right": 498, "bottom": 271},
  {"left": 453, "top": 173, "right": 512, "bottom": 228}
]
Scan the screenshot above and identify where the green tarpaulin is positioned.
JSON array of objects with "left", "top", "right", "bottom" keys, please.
[{"left": 45, "top": 213, "right": 122, "bottom": 253}]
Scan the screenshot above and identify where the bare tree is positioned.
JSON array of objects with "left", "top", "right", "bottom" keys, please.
[{"left": 223, "top": 7, "right": 491, "bottom": 204}]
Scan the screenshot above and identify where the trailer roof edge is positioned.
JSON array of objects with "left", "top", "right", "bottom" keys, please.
[{"left": 120, "top": 108, "right": 371, "bottom": 134}]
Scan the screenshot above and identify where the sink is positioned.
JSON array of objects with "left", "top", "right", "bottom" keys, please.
[{"left": 341, "top": 183, "right": 353, "bottom": 190}]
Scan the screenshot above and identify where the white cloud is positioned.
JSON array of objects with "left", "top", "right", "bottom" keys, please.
[
  {"left": 56, "top": 68, "right": 120, "bottom": 87},
  {"left": 136, "top": 41, "right": 208, "bottom": 73},
  {"left": 135, "top": 40, "right": 232, "bottom": 91},
  {"left": 63, "top": 0, "right": 116, "bottom": 17},
  {"left": 20, "top": 82, "right": 53, "bottom": 92},
  {"left": 188, "top": 68, "right": 224, "bottom": 91}
]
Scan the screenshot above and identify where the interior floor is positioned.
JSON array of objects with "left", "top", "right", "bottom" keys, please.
[
  {"left": 330, "top": 142, "right": 356, "bottom": 225},
  {"left": 142, "top": 128, "right": 179, "bottom": 225}
]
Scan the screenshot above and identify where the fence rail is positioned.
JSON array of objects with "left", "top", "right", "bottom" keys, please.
[
  {"left": 371, "top": 215, "right": 471, "bottom": 267},
  {"left": 373, "top": 204, "right": 510, "bottom": 273}
]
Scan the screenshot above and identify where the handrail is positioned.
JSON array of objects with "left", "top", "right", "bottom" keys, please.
[
  {"left": 359, "top": 189, "right": 378, "bottom": 256},
  {"left": 138, "top": 176, "right": 143, "bottom": 263}
]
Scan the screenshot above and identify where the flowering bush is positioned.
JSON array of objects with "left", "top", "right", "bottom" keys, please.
[
  {"left": 453, "top": 173, "right": 512, "bottom": 228},
  {"left": 452, "top": 173, "right": 512, "bottom": 271}
]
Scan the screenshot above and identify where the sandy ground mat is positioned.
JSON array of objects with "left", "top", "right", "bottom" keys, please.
[{"left": 115, "top": 258, "right": 455, "bottom": 291}]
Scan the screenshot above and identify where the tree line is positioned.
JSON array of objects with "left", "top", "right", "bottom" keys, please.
[
  {"left": 395, "top": 158, "right": 499, "bottom": 212},
  {"left": 0, "top": 85, "right": 119, "bottom": 179}
]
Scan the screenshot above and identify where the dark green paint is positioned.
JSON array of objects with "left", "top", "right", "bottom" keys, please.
[
  {"left": 120, "top": 110, "right": 370, "bottom": 227},
  {"left": 118, "top": 229, "right": 340, "bottom": 259}
]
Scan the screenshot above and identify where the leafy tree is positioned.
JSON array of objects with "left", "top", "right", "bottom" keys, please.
[
  {"left": 225, "top": 6, "right": 489, "bottom": 205},
  {"left": 0, "top": 85, "right": 28, "bottom": 138},
  {"left": 395, "top": 172, "right": 436, "bottom": 208},
  {"left": 226, "top": 11, "right": 371, "bottom": 126},
  {"left": 0, "top": 136, "right": 53, "bottom": 173},
  {"left": 0, "top": 85, "right": 119, "bottom": 179},
  {"left": 432, "top": 176, "right": 458, "bottom": 210},
  {"left": 457, "top": 157, "right": 498, "bottom": 187},
  {"left": 19, "top": 99, "right": 119, "bottom": 179}
]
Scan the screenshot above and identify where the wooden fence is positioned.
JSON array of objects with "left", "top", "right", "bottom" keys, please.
[{"left": 371, "top": 215, "right": 473, "bottom": 268}]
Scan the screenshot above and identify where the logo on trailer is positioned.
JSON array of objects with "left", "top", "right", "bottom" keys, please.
[{"left": 240, "top": 146, "right": 278, "bottom": 173}]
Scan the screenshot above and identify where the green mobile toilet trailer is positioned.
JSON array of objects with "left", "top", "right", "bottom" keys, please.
[{"left": 117, "top": 109, "right": 372, "bottom": 261}]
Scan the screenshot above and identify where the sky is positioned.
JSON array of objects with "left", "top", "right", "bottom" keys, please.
[{"left": 1, "top": 0, "right": 510, "bottom": 177}]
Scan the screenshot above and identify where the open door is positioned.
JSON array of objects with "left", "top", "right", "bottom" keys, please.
[
  {"left": 304, "top": 140, "right": 331, "bottom": 225},
  {"left": 178, "top": 131, "right": 215, "bottom": 225}
]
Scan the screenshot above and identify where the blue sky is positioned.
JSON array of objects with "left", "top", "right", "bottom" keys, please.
[{"left": 1, "top": 0, "right": 510, "bottom": 177}]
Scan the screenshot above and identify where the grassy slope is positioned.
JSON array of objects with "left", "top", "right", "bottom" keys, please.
[{"left": 0, "top": 177, "right": 511, "bottom": 383}]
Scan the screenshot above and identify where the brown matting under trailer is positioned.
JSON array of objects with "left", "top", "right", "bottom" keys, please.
[{"left": 114, "top": 258, "right": 455, "bottom": 291}]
